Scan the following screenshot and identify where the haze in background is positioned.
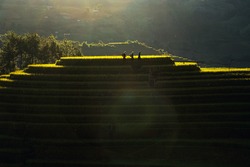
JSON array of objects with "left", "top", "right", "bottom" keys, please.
[{"left": 1, "top": 0, "right": 250, "bottom": 66}]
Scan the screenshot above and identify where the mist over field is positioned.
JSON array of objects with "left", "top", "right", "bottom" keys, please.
[{"left": 0, "top": 0, "right": 250, "bottom": 66}]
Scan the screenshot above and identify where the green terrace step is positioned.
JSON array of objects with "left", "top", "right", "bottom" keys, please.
[
  {"left": 24, "top": 65, "right": 135, "bottom": 74},
  {"left": 9, "top": 137, "right": 250, "bottom": 150},
  {"left": 156, "top": 72, "right": 250, "bottom": 81},
  {"left": 0, "top": 112, "right": 250, "bottom": 124},
  {"left": 0, "top": 93, "right": 250, "bottom": 105},
  {"left": 2, "top": 136, "right": 250, "bottom": 149},
  {"left": 1, "top": 77, "right": 250, "bottom": 90},
  {"left": 0, "top": 164, "right": 22, "bottom": 167},
  {"left": 0, "top": 74, "right": 10, "bottom": 79},
  {"left": 11, "top": 66, "right": 242, "bottom": 81},
  {"left": 1, "top": 121, "right": 250, "bottom": 139},
  {"left": 9, "top": 71, "right": 250, "bottom": 82},
  {"left": 0, "top": 79, "right": 150, "bottom": 89},
  {"left": 10, "top": 70, "right": 250, "bottom": 81},
  {"left": 0, "top": 94, "right": 173, "bottom": 105},
  {"left": 0, "top": 148, "right": 27, "bottom": 164},
  {"left": 1, "top": 86, "right": 250, "bottom": 97},
  {"left": 0, "top": 103, "right": 250, "bottom": 120},
  {"left": 140, "top": 64, "right": 201, "bottom": 73},
  {"left": 156, "top": 78, "right": 250, "bottom": 88},
  {"left": 11, "top": 149, "right": 250, "bottom": 167},
  {"left": 56, "top": 55, "right": 175, "bottom": 66},
  {"left": 24, "top": 64, "right": 200, "bottom": 75},
  {"left": 0, "top": 87, "right": 158, "bottom": 96},
  {"left": 9, "top": 73, "right": 149, "bottom": 82},
  {"left": 0, "top": 103, "right": 175, "bottom": 114},
  {"left": 154, "top": 68, "right": 250, "bottom": 76},
  {"left": 1, "top": 102, "right": 250, "bottom": 114},
  {"left": 17, "top": 147, "right": 250, "bottom": 167}
]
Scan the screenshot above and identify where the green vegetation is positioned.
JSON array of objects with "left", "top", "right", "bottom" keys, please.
[
  {"left": 0, "top": 31, "right": 81, "bottom": 74},
  {"left": 0, "top": 56, "right": 250, "bottom": 166},
  {"left": 81, "top": 40, "right": 163, "bottom": 56},
  {"left": 0, "top": 31, "right": 163, "bottom": 75},
  {"left": 1, "top": 0, "right": 250, "bottom": 165}
]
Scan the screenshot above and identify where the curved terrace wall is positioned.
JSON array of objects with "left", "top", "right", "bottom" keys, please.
[{"left": 0, "top": 55, "right": 250, "bottom": 167}]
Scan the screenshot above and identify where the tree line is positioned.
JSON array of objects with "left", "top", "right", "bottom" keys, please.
[{"left": 0, "top": 31, "right": 82, "bottom": 74}]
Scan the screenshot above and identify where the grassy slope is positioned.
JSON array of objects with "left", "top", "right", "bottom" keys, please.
[{"left": 0, "top": 56, "right": 250, "bottom": 166}]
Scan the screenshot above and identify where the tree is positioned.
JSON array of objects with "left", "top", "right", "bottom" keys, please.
[
  {"left": 0, "top": 31, "right": 19, "bottom": 73},
  {"left": 25, "top": 33, "right": 40, "bottom": 64},
  {"left": 38, "top": 35, "right": 61, "bottom": 64},
  {"left": 0, "top": 32, "right": 82, "bottom": 74},
  {"left": 15, "top": 34, "right": 28, "bottom": 69},
  {"left": 58, "top": 39, "right": 82, "bottom": 56}
]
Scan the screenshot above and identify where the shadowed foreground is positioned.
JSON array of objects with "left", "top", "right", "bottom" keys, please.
[{"left": 0, "top": 55, "right": 250, "bottom": 167}]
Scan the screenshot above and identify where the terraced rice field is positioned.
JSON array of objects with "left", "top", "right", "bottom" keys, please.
[{"left": 0, "top": 55, "right": 250, "bottom": 167}]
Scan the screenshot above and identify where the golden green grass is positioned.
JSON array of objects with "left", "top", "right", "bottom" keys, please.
[
  {"left": 27, "top": 64, "right": 64, "bottom": 68},
  {"left": 61, "top": 55, "right": 171, "bottom": 60},
  {"left": 0, "top": 74, "right": 10, "bottom": 78},
  {"left": 201, "top": 67, "right": 250, "bottom": 72},
  {"left": 0, "top": 78, "right": 14, "bottom": 82},
  {"left": 174, "top": 62, "right": 198, "bottom": 66},
  {"left": 10, "top": 70, "right": 30, "bottom": 75}
]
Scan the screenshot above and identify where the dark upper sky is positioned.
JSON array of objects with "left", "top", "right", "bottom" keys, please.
[{"left": 1, "top": 0, "right": 250, "bottom": 66}]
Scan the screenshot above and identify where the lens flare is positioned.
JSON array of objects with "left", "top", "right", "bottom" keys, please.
[{"left": 97, "top": 89, "right": 180, "bottom": 159}]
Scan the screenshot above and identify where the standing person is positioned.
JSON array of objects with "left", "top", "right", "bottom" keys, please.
[
  {"left": 122, "top": 51, "right": 126, "bottom": 59},
  {"left": 138, "top": 51, "right": 141, "bottom": 59},
  {"left": 130, "top": 51, "right": 134, "bottom": 59}
]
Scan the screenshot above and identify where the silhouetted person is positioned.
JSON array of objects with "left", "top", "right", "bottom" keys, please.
[
  {"left": 122, "top": 51, "right": 126, "bottom": 59},
  {"left": 138, "top": 51, "right": 141, "bottom": 59},
  {"left": 130, "top": 51, "right": 134, "bottom": 59}
]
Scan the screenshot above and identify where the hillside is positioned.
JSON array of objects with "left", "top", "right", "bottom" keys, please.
[
  {"left": 0, "top": 55, "right": 250, "bottom": 166},
  {"left": 0, "top": 0, "right": 249, "bottom": 66},
  {"left": 81, "top": 41, "right": 162, "bottom": 56}
]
